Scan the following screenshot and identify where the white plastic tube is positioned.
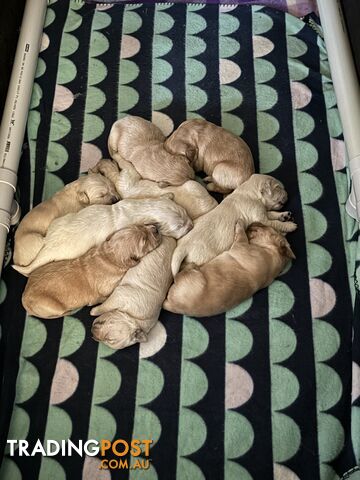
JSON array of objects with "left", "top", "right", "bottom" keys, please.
[
  {"left": 317, "top": 0, "right": 360, "bottom": 221},
  {"left": 0, "top": 0, "right": 47, "bottom": 278}
]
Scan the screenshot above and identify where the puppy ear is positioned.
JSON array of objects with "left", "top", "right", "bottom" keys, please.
[
  {"left": 161, "top": 192, "right": 175, "bottom": 200},
  {"left": 261, "top": 181, "right": 273, "bottom": 197},
  {"left": 279, "top": 243, "right": 296, "bottom": 260},
  {"left": 186, "top": 147, "right": 197, "bottom": 162},
  {"left": 134, "top": 328, "right": 147, "bottom": 343},
  {"left": 78, "top": 190, "right": 90, "bottom": 205}
]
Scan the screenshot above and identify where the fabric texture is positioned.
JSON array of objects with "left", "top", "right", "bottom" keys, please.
[
  {"left": 84, "top": 0, "right": 319, "bottom": 18},
  {"left": 0, "top": 2, "right": 359, "bottom": 480}
]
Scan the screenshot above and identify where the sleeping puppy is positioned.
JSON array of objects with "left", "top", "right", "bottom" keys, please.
[
  {"left": 108, "top": 116, "right": 195, "bottom": 186},
  {"left": 164, "top": 118, "right": 255, "bottom": 193},
  {"left": 22, "top": 225, "right": 161, "bottom": 319},
  {"left": 91, "top": 158, "right": 218, "bottom": 220},
  {"left": 13, "top": 171, "right": 119, "bottom": 267},
  {"left": 90, "top": 237, "right": 176, "bottom": 350},
  {"left": 171, "top": 174, "right": 297, "bottom": 276},
  {"left": 14, "top": 195, "right": 192, "bottom": 276},
  {"left": 164, "top": 222, "right": 295, "bottom": 317}
]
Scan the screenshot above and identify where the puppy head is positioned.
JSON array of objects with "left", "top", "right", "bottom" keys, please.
[
  {"left": 248, "top": 174, "right": 288, "bottom": 210},
  {"left": 164, "top": 136, "right": 197, "bottom": 164},
  {"left": 92, "top": 311, "right": 147, "bottom": 350},
  {"left": 151, "top": 196, "right": 193, "bottom": 239},
  {"left": 105, "top": 224, "right": 161, "bottom": 266},
  {"left": 247, "top": 223, "right": 296, "bottom": 259},
  {"left": 78, "top": 173, "right": 119, "bottom": 205}
]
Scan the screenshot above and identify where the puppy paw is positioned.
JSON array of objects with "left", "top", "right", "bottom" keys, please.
[
  {"left": 206, "top": 182, "right": 225, "bottom": 193},
  {"left": 280, "top": 211, "right": 293, "bottom": 222},
  {"left": 285, "top": 221, "right": 297, "bottom": 232}
]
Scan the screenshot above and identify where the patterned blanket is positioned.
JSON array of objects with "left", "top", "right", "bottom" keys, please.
[
  {"left": 0, "top": 2, "right": 359, "bottom": 479},
  {"left": 85, "top": 0, "right": 319, "bottom": 18}
]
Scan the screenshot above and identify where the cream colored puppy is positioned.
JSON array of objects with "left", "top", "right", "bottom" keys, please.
[
  {"left": 164, "top": 222, "right": 295, "bottom": 317},
  {"left": 91, "top": 158, "right": 218, "bottom": 220},
  {"left": 171, "top": 174, "right": 297, "bottom": 276},
  {"left": 108, "top": 116, "right": 195, "bottom": 186},
  {"left": 90, "top": 237, "right": 176, "bottom": 350},
  {"left": 165, "top": 118, "right": 255, "bottom": 193},
  {"left": 22, "top": 225, "right": 161, "bottom": 319},
  {"left": 14, "top": 196, "right": 192, "bottom": 276},
  {"left": 13, "top": 172, "right": 119, "bottom": 267}
]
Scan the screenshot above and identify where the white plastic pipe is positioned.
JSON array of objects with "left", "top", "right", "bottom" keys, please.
[
  {"left": 317, "top": 0, "right": 360, "bottom": 221},
  {"left": 0, "top": 0, "right": 47, "bottom": 278}
]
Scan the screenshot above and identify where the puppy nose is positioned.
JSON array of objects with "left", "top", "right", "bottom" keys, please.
[{"left": 111, "top": 195, "right": 119, "bottom": 203}]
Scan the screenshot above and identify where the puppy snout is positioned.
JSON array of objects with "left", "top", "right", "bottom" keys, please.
[
  {"left": 111, "top": 194, "right": 119, "bottom": 203},
  {"left": 91, "top": 322, "right": 103, "bottom": 341},
  {"left": 280, "top": 191, "right": 288, "bottom": 205}
]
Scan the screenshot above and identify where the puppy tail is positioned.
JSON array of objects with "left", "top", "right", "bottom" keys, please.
[{"left": 171, "top": 247, "right": 186, "bottom": 277}]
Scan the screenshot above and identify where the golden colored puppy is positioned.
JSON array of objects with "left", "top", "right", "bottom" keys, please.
[
  {"left": 90, "top": 237, "right": 176, "bottom": 350},
  {"left": 164, "top": 118, "right": 255, "bottom": 193},
  {"left": 171, "top": 174, "right": 297, "bottom": 276},
  {"left": 108, "top": 116, "right": 195, "bottom": 186},
  {"left": 13, "top": 172, "right": 119, "bottom": 267},
  {"left": 91, "top": 158, "right": 218, "bottom": 220},
  {"left": 22, "top": 224, "right": 161, "bottom": 319},
  {"left": 164, "top": 222, "right": 295, "bottom": 317}
]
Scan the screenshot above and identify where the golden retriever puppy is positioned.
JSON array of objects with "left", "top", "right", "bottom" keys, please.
[
  {"left": 22, "top": 225, "right": 161, "bottom": 319},
  {"left": 14, "top": 195, "right": 192, "bottom": 277},
  {"left": 164, "top": 118, "right": 255, "bottom": 193},
  {"left": 164, "top": 222, "right": 295, "bottom": 317},
  {"left": 90, "top": 237, "right": 176, "bottom": 350},
  {"left": 108, "top": 116, "right": 195, "bottom": 186},
  {"left": 171, "top": 174, "right": 297, "bottom": 276},
  {"left": 91, "top": 158, "right": 218, "bottom": 220},
  {"left": 13, "top": 172, "right": 119, "bottom": 267}
]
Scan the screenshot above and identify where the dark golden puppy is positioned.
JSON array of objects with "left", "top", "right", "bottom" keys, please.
[
  {"left": 164, "top": 222, "right": 295, "bottom": 317},
  {"left": 164, "top": 118, "right": 254, "bottom": 193},
  {"left": 22, "top": 224, "right": 161, "bottom": 319}
]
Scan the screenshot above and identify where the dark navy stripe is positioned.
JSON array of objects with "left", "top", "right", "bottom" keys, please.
[
  {"left": 222, "top": 7, "right": 273, "bottom": 478},
  {"left": 126, "top": 5, "right": 155, "bottom": 121},
  {"left": 161, "top": 4, "right": 187, "bottom": 128},
  {"left": 227, "top": 5, "right": 259, "bottom": 168},
  {"left": 87, "top": 5, "right": 125, "bottom": 156},
  {"left": 33, "top": 0, "right": 71, "bottom": 206},
  {"left": 55, "top": 3, "right": 96, "bottom": 182},
  {"left": 262, "top": 8, "right": 320, "bottom": 479}
]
